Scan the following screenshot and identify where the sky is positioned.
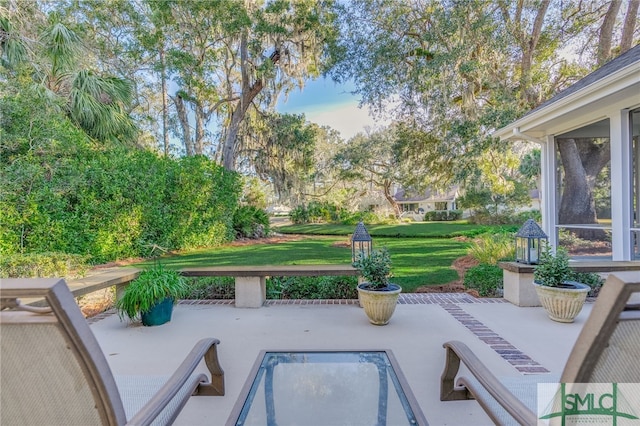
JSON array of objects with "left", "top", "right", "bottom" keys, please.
[{"left": 276, "top": 78, "right": 387, "bottom": 140}]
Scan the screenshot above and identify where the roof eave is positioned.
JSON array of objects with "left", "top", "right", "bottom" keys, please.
[{"left": 493, "top": 61, "right": 640, "bottom": 142}]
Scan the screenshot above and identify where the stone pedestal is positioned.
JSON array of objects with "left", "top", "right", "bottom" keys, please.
[
  {"left": 499, "top": 262, "right": 541, "bottom": 307},
  {"left": 235, "top": 276, "right": 266, "bottom": 308}
]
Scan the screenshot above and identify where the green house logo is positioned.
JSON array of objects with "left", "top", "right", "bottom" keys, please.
[{"left": 538, "top": 383, "right": 640, "bottom": 425}]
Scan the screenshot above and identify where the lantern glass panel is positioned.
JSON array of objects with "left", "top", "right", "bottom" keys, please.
[{"left": 351, "top": 222, "right": 372, "bottom": 262}]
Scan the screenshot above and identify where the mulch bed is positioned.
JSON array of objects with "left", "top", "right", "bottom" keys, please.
[{"left": 415, "top": 255, "right": 479, "bottom": 294}]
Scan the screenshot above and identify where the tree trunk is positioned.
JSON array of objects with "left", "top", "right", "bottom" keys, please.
[
  {"left": 557, "top": 138, "right": 609, "bottom": 240},
  {"left": 597, "top": 0, "right": 622, "bottom": 65},
  {"left": 520, "top": 0, "right": 550, "bottom": 106},
  {"left": 174, "top": 94, "right": 194, "bottom": 156},
  {"left": 195, "top": 102, "right": 205, "bottom": 155},
  {"left": 222, "top": 33, "right": 278, "bottom": 170},
  {"left": 382, "top": 180, "right": 401, "bottom": 218},
  {"left": 160, "top": 48, "right": 169, "bottom": 156},
  {"left": 620, "top": 0, "right": 639, "bottom": 53}
]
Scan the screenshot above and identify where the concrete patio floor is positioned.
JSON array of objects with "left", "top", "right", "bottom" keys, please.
[{"left": 90, "top": 294, "right": 593, "bottom": 426}]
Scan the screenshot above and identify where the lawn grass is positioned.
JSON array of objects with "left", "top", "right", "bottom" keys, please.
[
  {"left": 132, "top": 235, "right": 471, "bottom": 292},
  {"left": 275, "top": 221, "right": 517, "bottom": 238}
]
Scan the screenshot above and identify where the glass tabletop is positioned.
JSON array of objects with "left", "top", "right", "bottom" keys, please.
[{"left": 227, "top": 350, "right": 428, "bottom": 426}]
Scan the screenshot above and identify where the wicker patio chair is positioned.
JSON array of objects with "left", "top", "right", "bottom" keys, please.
[
  {"left": 0, "top": 278, "right": 225, "bottom": 426},
  {"left": 440, "top": 271, "right": 640, "bottom": 425}
]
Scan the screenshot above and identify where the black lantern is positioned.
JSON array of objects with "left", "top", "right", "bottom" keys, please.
[
  {"left": 351, "top": 221, "right": 372, "bottom": 262},
  {"left": 515, "top": 219, "right": 548, "bottom": 264}
]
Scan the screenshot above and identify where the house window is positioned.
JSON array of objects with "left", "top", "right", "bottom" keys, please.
[
  {"left": 434, "top": 202, "right": 447, "bottom": 210},
  {"left": 402, "top": 203, "right": 418, "bottom": 212},
  {"left": 555, "top": 119, "right": 612, "bottom": 258},
  {"left": 632, "top": 108, "right": 640, "bottom": 259}
]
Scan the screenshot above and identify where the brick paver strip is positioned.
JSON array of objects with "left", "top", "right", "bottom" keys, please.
[{"left": 441, "top": 303, "right": 549, "bottom": 374}]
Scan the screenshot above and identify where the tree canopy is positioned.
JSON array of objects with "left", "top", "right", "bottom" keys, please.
[{"left": 2, "top": 0, "right": 639, "bottom": 223}]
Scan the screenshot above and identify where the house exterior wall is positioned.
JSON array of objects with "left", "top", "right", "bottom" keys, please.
[{"left": 495, "top": 48, "right": 640, "bottom": 261}]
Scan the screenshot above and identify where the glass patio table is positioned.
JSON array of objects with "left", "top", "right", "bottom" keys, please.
[{"left": 226, "top": 350, "right": 428, "bottom": 426}]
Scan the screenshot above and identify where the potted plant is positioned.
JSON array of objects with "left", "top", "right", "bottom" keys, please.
[
  {"left": 116, "top": 263, "right": 189, "bottom": 326},
  {"left": 533, "top": 246, "right": 590, "bottom": 323},
  {"left": 353, "top": 248, "right": 402, "bottom": 325}
]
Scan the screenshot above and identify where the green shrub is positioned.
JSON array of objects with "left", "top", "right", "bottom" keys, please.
[
  {"left": 266, "top": 275, "right": 358, "bottom": 299},
  {"left": 569, "top": 271, "right": 604, "bottom": 297},
  {"left": 233, "top": 205, "right": 270, "bottom": 239},
  {"left": 352, "top": 248, "right": 392, "bottom": 290},
  {"left": 534, "top": 246, "right": 571, "bottom": 286},
  {"left": 510, "top": 210, "right": 542, "bottom": 225},
  {"left": 183, "top": 276, "right": 235, "bottom": 299},
  {"left": 1, "top": 105, "right": 240, "bottom": 262},
  {"left": 340, "top": 210, "right": 386, "bottom": 225},
  {"left": 467, "top": 233, "right": 515, "bottom": 265},
  {"left": 289, "top": 205, "right": 309, "bottom": 224},
  {"left": 0, "top": 252, "right": 89, "bottom": 278},
  {"left": 463, "top": 264, "right": 503, "bottom": 297},
  {"left": 424, "top": 210, "right": 463, "bottom": 221}
]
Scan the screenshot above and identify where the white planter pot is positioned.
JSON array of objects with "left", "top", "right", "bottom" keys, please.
[
  {"left": 357, "top": 283, "right": 402, "bottom": 325},
  {"left": 533, "top": 281, "right": 590, "bottom": 323}
]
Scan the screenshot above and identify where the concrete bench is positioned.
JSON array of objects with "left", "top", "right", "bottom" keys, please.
[
  {"left": 27, "top": 268, "right": 141, "bottom": 307},
  {"left": 498, "top": 261, "right": 640, "bottom": 306},
  {"left": 181, "top": 265, "right": 360, "bottom": 308}
]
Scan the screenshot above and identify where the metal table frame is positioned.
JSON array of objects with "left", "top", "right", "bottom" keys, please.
[{"left": 226, "top": 349, "right": 428, "bottom": 426}]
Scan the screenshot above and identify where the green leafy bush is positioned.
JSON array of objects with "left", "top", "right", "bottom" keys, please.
[
  {"left": 463, "top": 264, "right": 503, "bottom": 297},
  {"left": 534, "top": 246, "right": 571, "bottom": 286},
  {"left": 183, "top": 277, "right": 235, "bottom": 299},
  {"left": 266, "top": 276, "right": 358, "bottom": 299},
  {"left": 352, "top": 248, "right": 392, "bottom": 290},
  {"left": 0, "top": 252, "right": 89, "bottom": 278},
  {"left": 233, "top": 206, "right": 270, "bottom": 239},
  {"left": 467, "top": 233, "right": 515, "bottom": 265},
  {"left": 424, "top": 210, "right": 463, "bottom": 221},
  {"left": 1, "top": 85, "right": 241, "bottom": 263},
  {"left": 569, "top": 271, "right": 604, "bottom": 297}
]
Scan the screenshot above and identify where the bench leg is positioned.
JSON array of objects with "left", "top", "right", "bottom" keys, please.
[
  {"left": 115, "top": 283, "right": 129, "bottom": 302},
  {"left": 235, "top": 276, "right": 266, "bottom": 308}
]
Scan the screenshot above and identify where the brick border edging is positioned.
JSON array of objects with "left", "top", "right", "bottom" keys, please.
[
  {"left": 86, "top": 294, "right": 505, "bottom": 323},
  {"left": 441, "top": 303, "right": 550, "bottom": 374}
]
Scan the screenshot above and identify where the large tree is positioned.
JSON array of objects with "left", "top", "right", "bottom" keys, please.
[
  {"left": 0, "top": 4, "right": 137, "bottom": 144},
  {"left": 330, "top": 0, "right": 638, "bottom": 227},
  {"left": 250, "top": 112, "right": 317, "bottom": 205},
  {"left": 53, "top": 0, "right": 340, "bottom": 168},
  {"left": 554, "top": 0, "right": 637, "bottom": 237},
  {"left": 334, "top": 128, "right": 403, "bottom": 217},
  {"left": 127, "top": 0, "right": 340, "bottom": 168}
]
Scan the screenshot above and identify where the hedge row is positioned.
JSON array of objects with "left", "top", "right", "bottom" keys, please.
[
  {"left": 423, "top": 210, "right": 463, "bottom": 221},
  {"left": 1, "top": 87, "right": 241, "bottom": 264}
]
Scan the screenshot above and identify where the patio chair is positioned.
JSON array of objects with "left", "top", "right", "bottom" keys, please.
[
  {"left": 0, "top": 278, "right": 225, "bottom": 426},
  {"left": 440, "top": 271, "right": 640, "bottom": 425}
]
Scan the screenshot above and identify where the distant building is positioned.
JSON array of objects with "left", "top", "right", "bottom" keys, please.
[{"left": 394, "top": 187, "right": 460, "bottom": 221}]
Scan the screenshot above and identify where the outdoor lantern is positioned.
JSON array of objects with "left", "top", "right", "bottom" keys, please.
[
  {"left": 352, "top": 221, "right": 373, "bottom": 262},
  {"left": 515, "top": 219, "right": 548, "bottom": 264}
]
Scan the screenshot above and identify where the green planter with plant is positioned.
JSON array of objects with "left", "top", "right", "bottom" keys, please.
[
  {"left": 353, "top": 248, "right": 401, "bottom": 325},
  {"left": 533, "top": 246, "right": 590, "bottom": 323},
  {"left": 116, "top": 263, "right": 189, "bottom": 326}
]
